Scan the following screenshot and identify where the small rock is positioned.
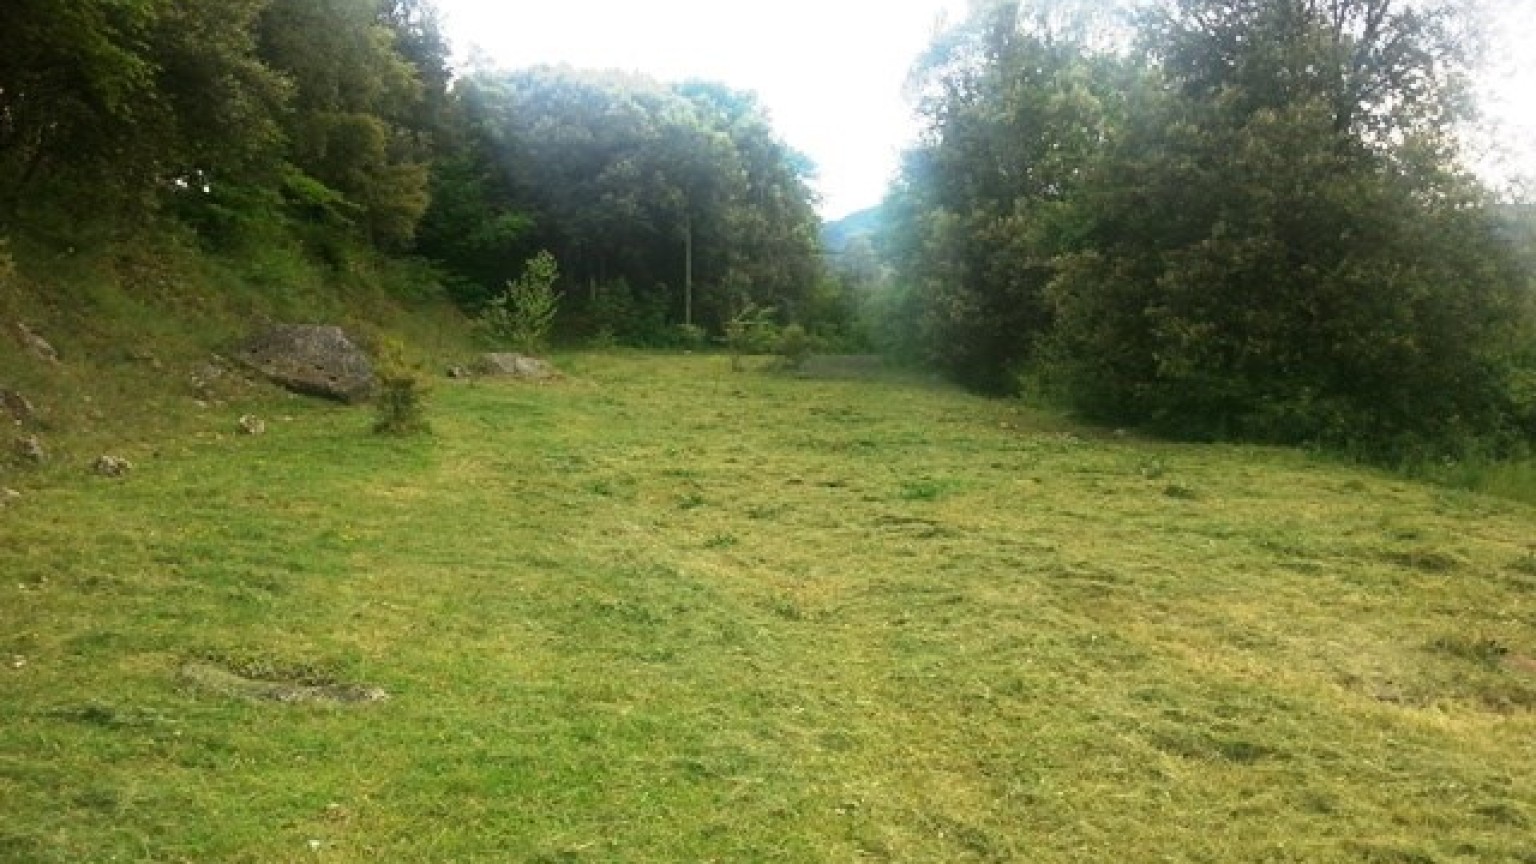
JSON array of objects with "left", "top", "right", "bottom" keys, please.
[
  {"left": 15, "top": 435, "right": 45, "bottom": 463},
  {"left": 237, "top": 414, "right": 266, "bottom": 436},
  {"left": 446, "top": 365, "right": 470, "bottom": 379},
  {"left": 92, "top": 455, "right": 133, "bottom": 478},
  {"left": 1, "top": 488, "right": 20, "bottom": 508},
  {"left": 126, "top": 347, "right": 163, "bottom": 370},
  {"left": 1, "top": 389, "right": 35, "bottom": 425},
  {"left": 190, "top": 360, "right": 226, "bottom": 397},
  {"left": 8, "top": 655, "right": 24, "bottom": 670},
  {"left": 473, "top": 353, "right": 559, "bottom": 380},
  {"left": 14, "top": 323, "right": 59, "bottom": 364}
]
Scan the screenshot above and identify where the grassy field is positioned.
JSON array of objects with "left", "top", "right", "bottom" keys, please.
[{"left": 2, "top": 353, "right": 1534, "bottom": 862}]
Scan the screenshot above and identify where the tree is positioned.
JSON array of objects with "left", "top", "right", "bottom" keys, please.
[
  {"left": 0, "top": 0, "right": 286, "bottom": 223},
  {"left": 882, "top": 0, "right": 1532, "bottom": 456},
  {"left": 257, "top": 0, "right": 433, "bottom": 248},
  {"left": 1042, "top": 0, "right": 1530, "bottom": 454},
  {"left": 885, "top": 0, "right": 1130, "bottom": 390}
]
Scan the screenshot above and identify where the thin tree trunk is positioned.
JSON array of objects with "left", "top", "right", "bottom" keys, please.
[{"left": 683, "top": 211, "right": 694, "bottom": 328}]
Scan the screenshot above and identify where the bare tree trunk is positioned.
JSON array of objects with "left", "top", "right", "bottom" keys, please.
[{"left": 683, "top": 210, "right": 694, "bottom": 328}]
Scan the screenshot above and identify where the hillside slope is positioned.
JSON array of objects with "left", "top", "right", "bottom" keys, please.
[
  {"left": 2, "top": 354, "right": 1532, "bottom": 861},
  {"left": 1, "top": 232, "right": 472, "bottom": 492}
]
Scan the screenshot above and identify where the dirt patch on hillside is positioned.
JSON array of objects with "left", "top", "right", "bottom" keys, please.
[{"left": 178, "top": 660, "right": 388, "bottom": 705}]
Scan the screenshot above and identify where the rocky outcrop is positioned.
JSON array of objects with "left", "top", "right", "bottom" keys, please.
[
  {"left": 15, "top": 435, "right": 44, "bottom": 464},
  {"left": 92, "top": 455, "right": 133, "bottom": 477},
  {"left": 473, "top": 353, "right": 559, "bottom": 381},
  {"left": 238, "top": 325, "right": 375, "bottom": 403},
  {"left": 13, "top": 323, "right": 58, "bottom": 364},
  {"left": 1, "top": 389, "right": 35, "bottom": 425}
]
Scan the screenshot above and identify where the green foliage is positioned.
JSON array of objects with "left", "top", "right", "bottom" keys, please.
[
  {"left": 480, "top": 251, "right": 560, "bottom": 352},
  {"left": 676, "top": 323, "right": 708, "bottom": 351},
  {"left": 575, "top": 278, "right": 683, "bottom": 349},
  {"left": 885, "top": 0, "right": 1128, "bottom": 392},
  {"left": 882, "top": 0, "right": 1536, "bottom": 459},
  {"left": 0, "top": 0, "right": 286, "bottom": 224},
  {"left": 1036, "top": 10, "right": 1527, "bottom": 458},
  {"left": 774, "top": 323, "right": 814, "bottom": 373},
  {"left": 257, "top": 0, "right": 437, "bottom": 249},
  {"left": 0, "top": 0, "right": 441, "bottom": 258},
  {"left": 417, "top": 142, "right": 534, "bottom": 306},
  {"left": 724, "top": 303, "right": 779, "bottom": 370},
  {"left": 441, "top": 67, "right": 822, "bottom": 338},
  {"left": 374, "top": 375, "right": 431, "bottom": 436}
]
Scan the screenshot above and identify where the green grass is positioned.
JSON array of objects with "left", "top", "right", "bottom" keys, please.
[{"left": 3, "top": 354, "right": 1535, "bottom": 862}]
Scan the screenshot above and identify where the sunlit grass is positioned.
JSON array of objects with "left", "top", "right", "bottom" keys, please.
[{"left": 2, "top": 354, "right": 1533, "bottom": 862}]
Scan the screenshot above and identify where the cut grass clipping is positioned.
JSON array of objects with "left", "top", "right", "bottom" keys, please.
[{"left": 2, "top": 354, "right": 1533, "bottom": 862}]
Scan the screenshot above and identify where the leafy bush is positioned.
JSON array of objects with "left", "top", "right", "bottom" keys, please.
[
  {"left": 371, "top": 334, "right": 430, "bottom": 436},
  {"left": 725, "top": 303, "right": 779, "bottom": 371},
  {"left": 578, "top": 278, "right": 682, "bottom": 349},
  {"left": 480, "top": 250, "right": 559, "bottom": 352},
  {"left": 374, "top": 375, "right": 430, "bottom": 436},
  {"left": 775, "top": 324, "right": 814, "bottom": 372},
  {"left": 676, "top": 323, "right": 708, "bottom": 351}
]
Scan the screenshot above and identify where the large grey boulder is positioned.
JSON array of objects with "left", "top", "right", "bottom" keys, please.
[
  {"left": 473, "top": 353, "right": 558, "bottom": 381},
  {"left": 239, "top": 325, "right": 375, "bottom": 403}
]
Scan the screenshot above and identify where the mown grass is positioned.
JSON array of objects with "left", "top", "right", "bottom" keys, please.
[{"left": 2, "top": 353, "right": 1534, "bottom": 862}]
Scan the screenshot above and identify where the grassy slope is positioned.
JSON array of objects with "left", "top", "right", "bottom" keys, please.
[
  {"left": 1, "top": 233, "right": 468, "bottom": 486},
  {"left": 2, "top": 354, "right": 1534, "bottom": 862}
]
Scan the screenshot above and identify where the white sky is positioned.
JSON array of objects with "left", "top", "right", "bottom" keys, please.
[
  {"left": 436, "top": 0, "right": 1535, "bottom": 219},
  {"left": 1472, "top": 0, "right": 1536, "bottom": 193}
]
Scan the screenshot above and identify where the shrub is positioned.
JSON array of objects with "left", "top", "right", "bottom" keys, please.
[
  {"left": 775, "top": 324, "right": 813, "bottom": 372},
  {"left": 676, "top": 323, "right": 707, "bottom": 351},
  {"left": 371, "top": 334, "right": 429, "bottom": 436},
  {"left": 374, "top": 375, "right": 430, "bottom": 436},
  {"left": 481, "top": 250, "right": 559, "bottom": 352},
  {"left": 725, "top": 303, "right": 779, "bottom": 371}
]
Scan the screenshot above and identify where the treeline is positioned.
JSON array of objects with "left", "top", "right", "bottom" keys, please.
[
  {"left": 881, "top": 0, "right": 1536, "bottom": 459},
  {"left": 422, "top": 69, "right": 828, "bottom": 343},
  {"left": 0, "top": 0, "right": 828, "bottom": 345}
]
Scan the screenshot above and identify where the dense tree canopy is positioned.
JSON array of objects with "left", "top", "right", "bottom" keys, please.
[
  {"left": 0, "top": 0, "right": 287, "bottom": 220},
  {"left": 883, "top": 0, "right": 1535, "bottom": 457},
  {"left": 424, "top": 66, "right": 822, "bottom": 342}
]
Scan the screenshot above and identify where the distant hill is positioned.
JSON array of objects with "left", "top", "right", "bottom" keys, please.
[{"left": 822, "top": 205, "right": 886, "bottom": 252}]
